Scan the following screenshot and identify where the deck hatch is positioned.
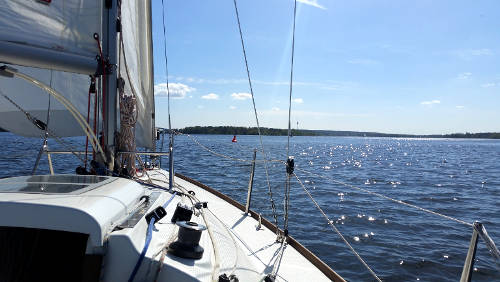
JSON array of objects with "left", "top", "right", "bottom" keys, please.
[{"left": 0, "top": 174, "right": 114, "bottom": 194}]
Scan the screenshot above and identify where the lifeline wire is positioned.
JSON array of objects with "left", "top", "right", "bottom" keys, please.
[
  {"left": 180, "top": 130, "right": 474, "bottom": 228},
  {"left": 293, "top": 172, "right": 382, "bottom": 282},
  {"left": 179, "top": 132, "right": 282, "bottom": 163},
  {"left": 295, "top": 167, "right": 473, "bottom": 227},
  {"left": 232, "top": 0, "right": 279, "bottom": 229}
]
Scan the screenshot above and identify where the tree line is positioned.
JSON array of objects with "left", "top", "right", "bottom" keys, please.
[{"left": 178, "top": 126, "right": 500, "bottom": 139}]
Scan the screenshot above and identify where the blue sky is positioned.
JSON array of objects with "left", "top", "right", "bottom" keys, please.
[{"left": 151, "top": 0, "right": 500, "bottom": 134}]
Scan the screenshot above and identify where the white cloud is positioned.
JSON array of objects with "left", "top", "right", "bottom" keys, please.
[
  {"left": 272, "top": 107, "right": 281, "bottom": 112},
  {"left": 297, "top": 0, "right": 326, "bottom": 10},
  {"left": 201, "top": 93, "right": 219, "bottom": 100},
  {"left": 457, "top": 72, "right": 472, "bottom": 80},
  {"left": 481, "top": 83, "right": 495, "bottom": 88},
  {"left": 229, "top": 106, "right": 237, "bottom": 110},
  {"left": 154, "top": 83, "right": 195, "bottom": 99},
  {"left": 231, "top": 92, "right": 252, "bottom": 100},
  {"left": 347, "top": 58, "right": 379, "bottom": 65},
  {"left": 420, "top": 100, "right": 441, "bottom": 105},
  {"left": 262, "top": 110, "right": 371, "bottom": 118},
  {"left": 452, "top": 48, "right": 493, "bottom": 60},
  {"left": 456, "top": 105, "right": 465, "bottom": 109},
  {"left": 197, "top": 105, "right": 204, "bottom": 109},
  {"left": 167, "top": 75, "right": 354, "bottom": 92},
  {"left": 292, "top": 98, "right": 304, "bottom": 104}
]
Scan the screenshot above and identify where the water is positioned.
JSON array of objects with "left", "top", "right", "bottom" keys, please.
[{"left": 1, "top": 132, "right": 499, "bottom": 281}]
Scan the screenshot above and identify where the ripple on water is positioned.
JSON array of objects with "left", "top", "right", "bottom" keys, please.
[{"left": 1, "top": 134, "right": 500, "bottom": 282}]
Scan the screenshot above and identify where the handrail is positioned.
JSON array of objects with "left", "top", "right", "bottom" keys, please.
[{"left": 44, "top": 150, "right": 170, "bottom": 156}]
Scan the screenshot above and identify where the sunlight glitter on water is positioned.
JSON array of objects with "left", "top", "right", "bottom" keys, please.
[{"left": 3, "top": 134, "right": 499, "bottom": 282}]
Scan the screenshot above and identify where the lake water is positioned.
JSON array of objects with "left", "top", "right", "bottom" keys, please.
[{"left": 1, "top": 132, "right": 499, "bottom": 281}]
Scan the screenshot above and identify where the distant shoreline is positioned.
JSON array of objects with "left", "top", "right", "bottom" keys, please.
[
  {"left": 2, "top": 126, "right": 498, "bottom": 139},
  {"left": 178, "top": 126, "right": 500, "bottom": 139}
]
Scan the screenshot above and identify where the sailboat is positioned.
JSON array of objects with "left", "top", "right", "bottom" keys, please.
[
  {"left": 0, "top": 1, "right": 342, "bottom": 281},
  {"left": 2, "top": 1, "right": 500, "bottom": 281}
]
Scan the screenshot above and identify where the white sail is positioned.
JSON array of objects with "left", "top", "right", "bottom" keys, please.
[
  {"left": 0, "top": 0, "right": 155, "bottom": 149},
  {"left": 0, "top": 66, "right": 91, "bottom": 138},
  {"left": 120, "top": 0, "right": 155, "bottom": 149},
  {"left": 0, "top": 0, "right": 102, "bottom": 57}
]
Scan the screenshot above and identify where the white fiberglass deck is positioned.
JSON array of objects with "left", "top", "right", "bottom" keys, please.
[{"left": 0, "top": 170, "right": 341, "bottom": 281}]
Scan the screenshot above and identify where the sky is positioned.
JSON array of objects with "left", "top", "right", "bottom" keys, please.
[{"left": 151, "top": 0, "right": 500, "bottom": 135}]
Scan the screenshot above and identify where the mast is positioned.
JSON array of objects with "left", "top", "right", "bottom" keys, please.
[{"left": 102, "top": 0, "right": 119, "bottom": 169}]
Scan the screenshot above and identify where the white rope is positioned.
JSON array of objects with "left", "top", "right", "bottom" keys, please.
[
  {"left": 205, "top": 209, "right": 240, "bottom": 276},
  {"left": 295, "top": 167, "right": 473, "bottom": 227},
  {"left": 171, "top": 179, "right": 221, "bottom": 282},
  {"left": 293, "top": 172, "right": 382, "bottom": 282}
]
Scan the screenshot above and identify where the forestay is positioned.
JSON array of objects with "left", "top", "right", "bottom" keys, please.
[{"left": 0, "top": 0, "right": 155, "bottom": 148}]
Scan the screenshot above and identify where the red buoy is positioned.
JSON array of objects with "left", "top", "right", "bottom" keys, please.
[{"left": 232, "top": 135, "right": 237, "bottom": 142}]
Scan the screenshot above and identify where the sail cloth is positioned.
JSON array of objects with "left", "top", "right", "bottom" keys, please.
[
  {"left": 120, "top": 0, "right": 155, "bottom": 149},
  {"left": 0, "top": 66, "right": 91, "bottom": 138},
  {"left": 0, "top": 0, "right": 155, "bottom": 148},
  {"left": 0, "top": 0, "right": 102, "bottom": 73}
]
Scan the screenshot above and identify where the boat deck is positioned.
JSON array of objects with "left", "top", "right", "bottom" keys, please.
[{"left": 0, "top": 170, "right": 343, "bottom": 281}]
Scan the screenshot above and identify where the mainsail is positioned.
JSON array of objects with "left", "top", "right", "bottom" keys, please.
[{"left": 0, "top": 0, "right": 155, "bottom": 148}]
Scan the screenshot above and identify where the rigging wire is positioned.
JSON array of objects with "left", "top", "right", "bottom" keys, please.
[
  {"left": 0, "top": 89, "right": 86, "bottom": 164},
  {"left": 179, "top": 132, "right": 474, "bottom": 228},
  {"left": 179, "top": 132, "right": 282, "bottom": 163},
  {"left": 161, "top": 0, "right": 172, "bottom": 131},
  {"left": 292, "top": 172, "right": 382, "bottom": 282},
  {"left": 2, "top": 68, "right": 107, "bottom": 162},
  {"left": 232, "top": 0, "right": 280, "bottom": 230},
  {"left": 94, "top": 35, "right": 107, "bottom": 150},
  {"left": 286, "top": 0, "right": 297, "bottom": 160},
  {"left": 283, "top": 0, "right": 298, "bottom": 237},
  {"left": 295, "top": 166, "right": 473, "bottom": 227},
  {"left": 44, "top": 71, "right": 54, "bottom": 174}
]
